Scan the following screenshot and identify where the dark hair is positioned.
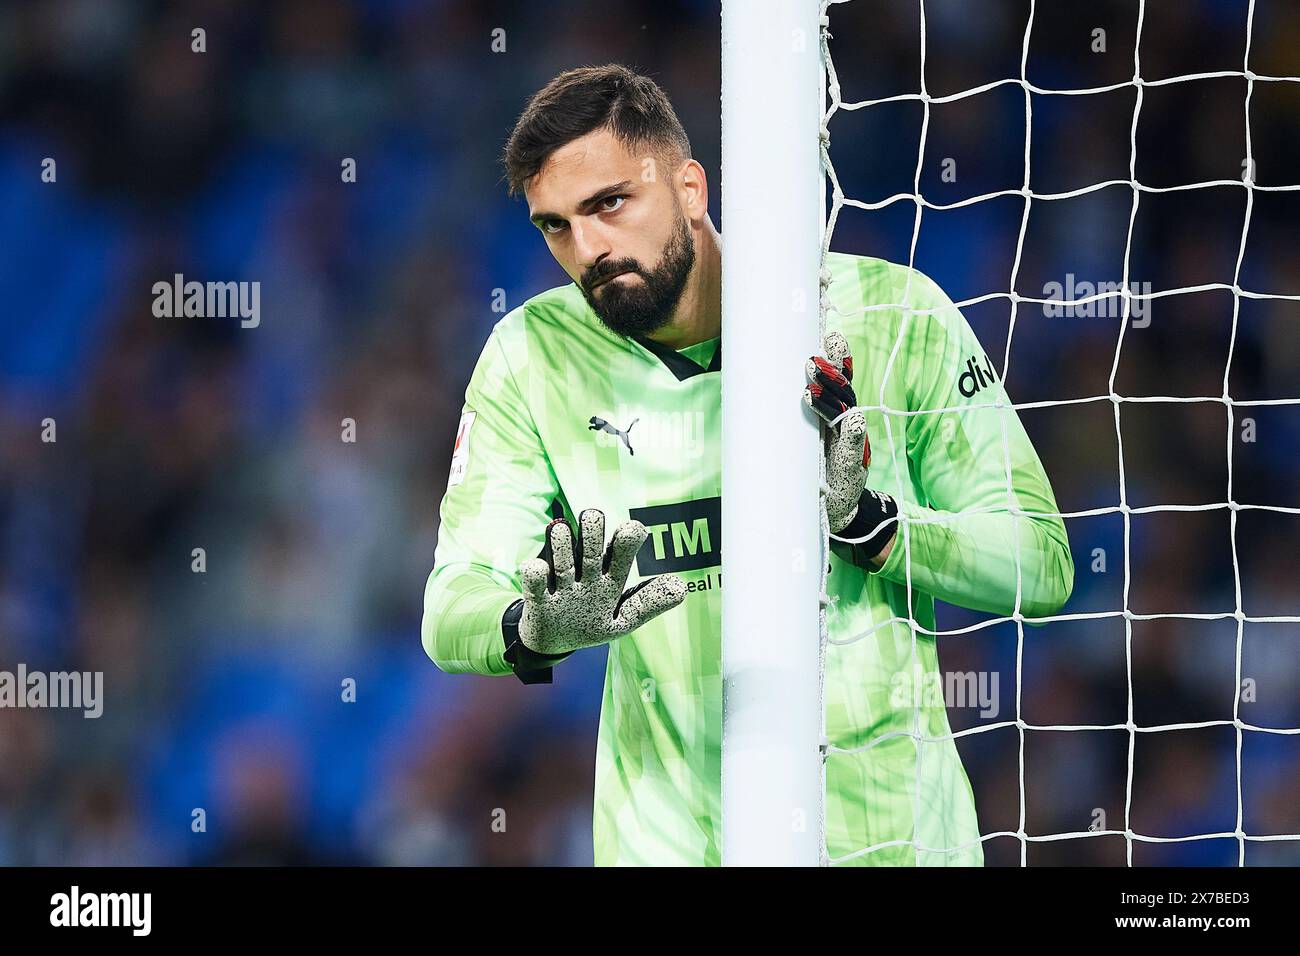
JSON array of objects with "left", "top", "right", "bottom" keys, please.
[{"left": 502, "top": 64, "right": 692, "bottom": 198}]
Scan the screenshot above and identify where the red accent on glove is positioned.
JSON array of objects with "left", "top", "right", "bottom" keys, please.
[{"left": 812, "top": 356, "right": 848, "bottom": 386}]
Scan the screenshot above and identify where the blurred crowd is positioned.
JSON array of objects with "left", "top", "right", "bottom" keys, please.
[{"left": 0, "top": 0, "right": 1296, "bottom": 866}]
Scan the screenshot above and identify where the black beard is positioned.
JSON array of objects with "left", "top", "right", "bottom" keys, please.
[{"left": 581, "top": 212, "right": 695, "bottom": 338}]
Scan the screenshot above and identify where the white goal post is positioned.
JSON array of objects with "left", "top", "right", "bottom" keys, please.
[{"left": 720, "top": 0, "right": 827, "bottom": 866}]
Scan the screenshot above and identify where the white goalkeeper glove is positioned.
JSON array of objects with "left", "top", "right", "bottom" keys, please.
[
  {"left": 804, "top": 330, "right": 873, "bottom": 533},
  {"left": 515, "top": 508, "right": 688, "bottom": 657},
  {"left": 804, "top": 331, "right": 900, "bottom": 560}
]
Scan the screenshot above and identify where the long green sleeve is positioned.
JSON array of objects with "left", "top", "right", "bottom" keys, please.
[
  {"left": 421, "top": 324, "right": 563, "bottom": 677},
  {"left": 851, "top": 267, "right": 1074, "bottom": 622}
]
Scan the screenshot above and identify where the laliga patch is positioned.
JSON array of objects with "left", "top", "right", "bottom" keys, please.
[{"left": 448, "top": 411, "right": 475, "bottom": 486}]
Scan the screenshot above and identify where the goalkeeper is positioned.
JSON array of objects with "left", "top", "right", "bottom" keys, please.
[{"left": 422, "top": 64, "right": 1074, "bottom": 866}]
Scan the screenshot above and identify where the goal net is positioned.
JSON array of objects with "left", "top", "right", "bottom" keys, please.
[{"left": 816, "top": 0, "right": 1300, "bottom": 865}]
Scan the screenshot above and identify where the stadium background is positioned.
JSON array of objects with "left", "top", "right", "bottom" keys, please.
[{"left": 0, "top": 0, "right": 1296, "bottom": 865}]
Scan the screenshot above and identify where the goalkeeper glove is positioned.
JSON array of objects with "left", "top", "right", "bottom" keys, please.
[
  {"left": 509, "top": 508, "right": 688, "bottom": 661},
  {"left": 805, "top": 330, "right": 872, "bottom": 533},
  {"left": 804, "top": 331, "right": 899, "bottom": 560}
]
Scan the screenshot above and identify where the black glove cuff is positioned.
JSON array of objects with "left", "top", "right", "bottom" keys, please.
[
  {"left": 830, "top": 488, "right": 899, "bottom": 571},
  {"left": 501, "top": 599, "right": 569, "bottom": 685}
]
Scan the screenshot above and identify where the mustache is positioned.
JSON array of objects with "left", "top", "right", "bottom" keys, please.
[{"left": 585, "top": 263, "right": 640, "bottom": 289}]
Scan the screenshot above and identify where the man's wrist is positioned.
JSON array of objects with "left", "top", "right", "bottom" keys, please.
[
  {"left": 501, "top": 598, "right": 569, "bottom": 685},
  {"left": 832, "top": 488, "right": 899, "bottom": 571}
]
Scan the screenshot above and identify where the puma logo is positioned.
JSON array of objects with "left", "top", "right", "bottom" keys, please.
[{"left": 589, "top": 416, "right": 638, "bottom": 456}]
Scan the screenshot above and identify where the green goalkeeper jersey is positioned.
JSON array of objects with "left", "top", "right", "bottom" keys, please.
[{"left": 422, "top": 251, "right": 1074, "bottom": 866}]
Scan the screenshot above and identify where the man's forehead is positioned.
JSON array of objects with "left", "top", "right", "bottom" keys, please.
[{"left": 526, "top": 131, "right": 637, "bottom": 209}]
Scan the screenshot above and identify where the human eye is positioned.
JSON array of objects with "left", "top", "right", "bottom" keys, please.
[
  {"left": 599, "top": 195, "right": 626, "bottom": 212},
  {"left": 541, "top": 218, "right": 568, "bottom": 235}
]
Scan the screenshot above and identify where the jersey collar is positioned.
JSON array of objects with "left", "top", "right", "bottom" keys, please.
[{"left": 631, "top": 334, "right": 722, "bottom": 381}]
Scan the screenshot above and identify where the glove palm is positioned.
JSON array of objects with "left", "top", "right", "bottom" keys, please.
[{"left": 518, "top": 509, "right": 687, "bottom": 656}]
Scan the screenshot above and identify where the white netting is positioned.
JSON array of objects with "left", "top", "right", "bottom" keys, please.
[{"left": 817, "top": 0, "right": 1300, "bottom": 865}]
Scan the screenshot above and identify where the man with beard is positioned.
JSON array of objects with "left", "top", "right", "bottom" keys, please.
[{"left": 422, "top": 65, "right": 1073, "bottom": 866}]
